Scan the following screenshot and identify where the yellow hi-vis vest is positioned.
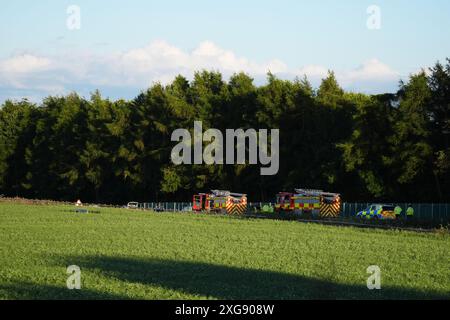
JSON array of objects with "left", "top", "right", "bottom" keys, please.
[{"left": 406, "top": 207, "right": 414, "bottom": 216}]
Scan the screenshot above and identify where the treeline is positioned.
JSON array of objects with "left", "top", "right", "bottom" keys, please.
[{"left": 0, "top": 60, "right": 449, "bottom": 204}]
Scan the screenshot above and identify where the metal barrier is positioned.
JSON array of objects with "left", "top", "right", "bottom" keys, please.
[
  {"left": 137, "top": 202, "right": 192, "bottom": 211},
  {"left": 133, "top": 201, "right": 450, "bottom": 223}
]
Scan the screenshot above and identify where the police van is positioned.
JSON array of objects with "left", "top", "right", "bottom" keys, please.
[{"left": 356, "top": 204, "right": 396, "bottom": 220}]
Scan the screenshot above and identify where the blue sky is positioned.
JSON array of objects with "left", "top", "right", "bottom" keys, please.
[{"left": 1, "top": 0, "right": 449, "bottom": 102}]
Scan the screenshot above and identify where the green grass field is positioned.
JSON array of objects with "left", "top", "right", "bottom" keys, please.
[{"left": 0, "top": 203, "right": 449, "bottom": 300}]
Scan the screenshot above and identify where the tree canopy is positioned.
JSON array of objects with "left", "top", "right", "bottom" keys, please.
[{"left": 1, "top": 61, "right": 449, "bottom": 204}]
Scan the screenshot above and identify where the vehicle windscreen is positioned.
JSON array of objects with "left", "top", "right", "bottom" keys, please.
[{"left": 382, "top": 205, "right": 395, "bottom": 211}]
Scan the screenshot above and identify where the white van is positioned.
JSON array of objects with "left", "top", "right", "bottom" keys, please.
[{"left": 127, "top": 202, "right": 139, "bottom": 209}]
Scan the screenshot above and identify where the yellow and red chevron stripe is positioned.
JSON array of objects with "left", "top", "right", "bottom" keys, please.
[
  {"left": 226, "top": 202, "right": 247, "bottom": 215},
  {"left": 319, "top": 201, "right": 341, "bottom": 217}
]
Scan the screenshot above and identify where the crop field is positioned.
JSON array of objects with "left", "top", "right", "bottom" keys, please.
[{"left": 0, "top": 203, "right": 449, "bottom": 300}]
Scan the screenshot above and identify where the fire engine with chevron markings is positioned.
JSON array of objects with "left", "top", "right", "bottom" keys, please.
[
  {"left": 192, "top": 190, "right": 247, "bottom": 215},
  {"left": 275, "top": 188, "right": 341, "bottom": 218}
]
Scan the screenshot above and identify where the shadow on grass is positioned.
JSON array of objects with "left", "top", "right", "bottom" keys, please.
[
  {"left": 0, "top": 281, "right": 129, "bottom": 300},
  {"left": 46, "top": 255, "right": 448, "bottom": 300}
]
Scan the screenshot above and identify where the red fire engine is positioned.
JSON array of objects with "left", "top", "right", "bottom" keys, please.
[
  {"left": 193, "top": 190, "right": 247, "bottom": 215},
  {"left": 275, "top": 188, "right": 341, "bottom": 218}
]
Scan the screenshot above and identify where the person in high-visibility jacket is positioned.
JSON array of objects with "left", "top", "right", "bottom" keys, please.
[
  {"left": 406, "top": 204, "right": 414, "bottom": 220},
  {"left": 394, "top": 205, "right": 402, "bottom": 218}
]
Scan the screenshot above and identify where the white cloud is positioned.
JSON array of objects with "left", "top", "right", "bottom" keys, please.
[
  {"left": 0, "top": 54, "right": 51, "bottom": 74},
  {"left": 343, "top": 59, "right": 399, "bottom": 82},
  {"left": 336, "top": 59, "right": 400, "bottom": 93},
  {"left": 293, "top": 59, "right": 398, "bottom": 85},
  {"left": 294, "top": 65, "right": 329, "bottom": 80},
  {"left": 0, "top": 41, "right": 401, "bottom": 101},
  {"left": 290, "top": 59, "right": 400, "bottom": 93},
  {"left": 190, "top": 41, "right": 287, "bottom": 74},
  {"left": 105, "top": 40, "right": 287, "bottom": 86}
]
